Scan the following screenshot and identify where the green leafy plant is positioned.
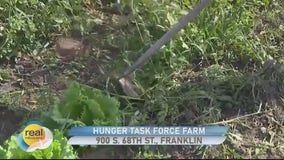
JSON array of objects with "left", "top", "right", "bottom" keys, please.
[
  {"left": 0, "top": 68, "right": 11, "bottom": 82},
  {"left": 41, "top": 81, "right": 122, "bottom": 131},
  {"left": 0, "top": 0, "right": 85, "bottom": 60},
  {"left": 0, "top": 129, "right": 77, "bottom": 159},
  {"left": 135, "top": 150, "right": 171, "bottom": 159}
]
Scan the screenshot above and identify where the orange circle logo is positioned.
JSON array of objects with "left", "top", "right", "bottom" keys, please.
[{"left": 22, "top": 124, "right": 46, "bottom": 145}]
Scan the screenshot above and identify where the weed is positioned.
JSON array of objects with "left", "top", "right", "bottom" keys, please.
[
  {"left": 111, "top": 0, "right": 284, "bottom": 158},
  {"left": 0, "top": 0, "right": 88, "bottom": 60}
]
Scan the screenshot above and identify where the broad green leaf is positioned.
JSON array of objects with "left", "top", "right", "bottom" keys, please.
[
  {"left": 85, "top": 99, "right": 105, "bottom": 119},
  {"left": 49, "top": 141, "right": 61, "bottom": 158},
  {"left": 63, "top": 82, "right": 81, "bottom": 103},
  {"left": 216, "top": 95, "right": 233, "bottom": 102},
  {"left": 94, "top": 95, "right": 121, "bottom": 125},
  {"left": 0, "top": 146, "right": 7, "bottom": 159},
  {"left": 29, "top": 0, "right": 38, "bottom": 5},
  {"left": 80, "top": 105, "right": 95, "bottom": 126}
]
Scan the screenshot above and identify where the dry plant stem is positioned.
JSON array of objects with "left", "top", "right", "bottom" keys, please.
[
  {"left": 120, "top": 0, "right": 212, "bottom": 78},
  {"left": 207, "top": 102, "right": 266, "bottom": 125}
]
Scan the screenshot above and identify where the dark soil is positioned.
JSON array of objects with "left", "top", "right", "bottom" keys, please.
[{"left": 0, "top": 106, "right": 24, "bottom": 145}]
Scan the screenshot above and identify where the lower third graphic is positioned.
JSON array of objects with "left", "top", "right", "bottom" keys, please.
[{"left": 18, "top": 120, "right": 53, "bottom": 152}]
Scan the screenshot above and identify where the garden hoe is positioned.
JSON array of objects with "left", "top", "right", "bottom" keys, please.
[{"left": 118, "top": 0, "right": 212, "bottom": 97}]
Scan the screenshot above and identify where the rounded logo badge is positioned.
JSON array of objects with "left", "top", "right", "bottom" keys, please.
[{"left": 18, "top": 120, "right": 53, "bottom": 152}]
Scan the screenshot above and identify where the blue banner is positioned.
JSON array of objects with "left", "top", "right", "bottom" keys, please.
[{"left": 68, "top": 126, "right": 228, "bottom": 136}]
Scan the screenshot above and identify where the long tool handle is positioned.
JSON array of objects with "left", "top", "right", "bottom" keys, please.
[{"left": 121, "top": 0, "right": 212, "bottom": 78}]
